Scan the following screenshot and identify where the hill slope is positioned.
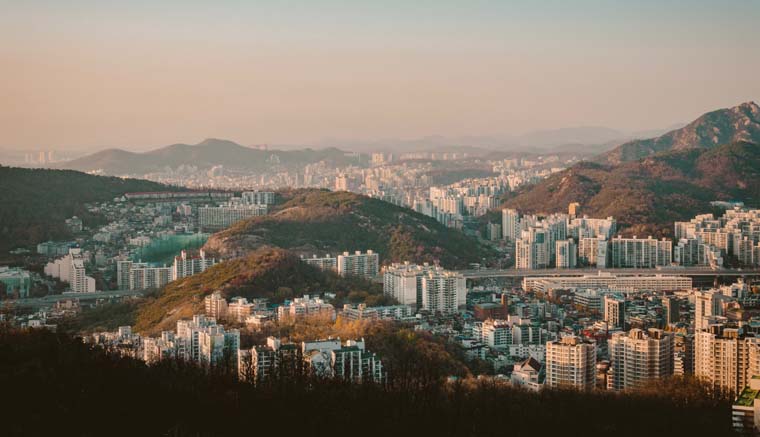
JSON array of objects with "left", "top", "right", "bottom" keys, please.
[
  {"left": 58, "top": 138, "right": 367, "bottom": 175},
  {"left": 502, "top": 141, "right": 760, "bottom": 236},
  {"left": 134, "top": 247, "right": 385, "bottom": 334},
  {"left": 205, "top": 189, "right": 495, "bottom": 269},
  {"left": 601, "top": 101, "right": 760, "bottom": 165},
  {"left": 0, "top": 166, "right": 172, "bottom": 252}
]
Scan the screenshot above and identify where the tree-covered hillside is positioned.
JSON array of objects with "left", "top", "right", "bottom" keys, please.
[
  {"left": 134, "top": 247, "right": 388, "bottom": 335},
  {"left": 0, "top": 328, "right": 734, "bottom": 437},
  {"left": 501, "top": 141, "right": 760, "bottom": 237},
  {"left": 0, "top": 166, "right": 174, "bottom": 252},
  {"left": 205, "top": 189, "right": 496, "bottom": 269}
]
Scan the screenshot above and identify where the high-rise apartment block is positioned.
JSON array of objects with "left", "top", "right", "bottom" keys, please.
[
  {"left": 173, "top": 249, "right": 217, "bottom": 280},
  {"left": 175, "top": 315, "right": 240, "bottom": 369},
  {"left": 516, "top": 227, "right": 550, "bottom": 269},
  {"left": 44, "top": 248, "right": 96, "bottom": 293},
  {"left": 337, "top": 250, "right": 379, "bottom": 278},
  {"left": 578, "top": 236, "right": 609, "bottom": 267},
  {"left": 501, "top": 208, "right": 520, "bottom": 241},
  {"left": 301, "top": 254, "right": 338, "bottom": 271},
  {"left": 302, "top": 338, "right": 385, "bottom": 383},
  {"left": 555, "top": 239, "right": 578, "bottom": 268},
  {"left": 241, "top": 191, "right": 275, "bottom": 205},
  {"left": 116, "top": 250, "right": 217, "bottom": 291},
  {"left": 198, "top": 204, "right": 267, "bottom": 231},
  {"left": 607, "top": 328, "right": 673, "bottom": 391},
  {"left": 545, "top": 336, "right": 596, "bottom": 390},
  {"left": 420, "top": 269, "right": 466, "bottom": 315},
  {"left": 382, "top": 262, "right": 440, "bottom": 307},
  {"left": 603, "top": 294, "right": 625, "bottom": 329},
  {"left": 277, "top": 295, "right": 336, "bottom": 321},
  {"left": 662, "top": 296, "right": 680, "bottom": 326},
  {"left": 608, "top": 236, "right": 672, "bottom": 268},
  {"left": 694, "top": 289, "right": 730, "bottom": 332},
  {"left": 695, "top": 326, "right": 760, "bottom": 394}
]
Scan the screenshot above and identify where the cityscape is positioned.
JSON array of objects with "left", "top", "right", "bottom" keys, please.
[{"left": 2, "top": 1, "right": 760, "bottom": 436}]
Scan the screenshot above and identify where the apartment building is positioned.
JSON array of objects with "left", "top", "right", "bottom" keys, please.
[
  {"left": 603, "top": 295, "right": 626, "bottom": 329},
  {"left": 382, "top": 262, "right": 439, "bottom": 307},
  {"left": 607, "top": 328, "right": 674, "bottom": 391},
  {"left": 608, "top": 236, "right": 672, "bottom": 268},
  {"left": 545, "top": 336, "right": 596, "bottom": 390},
  {"left": 420, "top": 269, "right": 466, "bottom": 314},
  {"left": 555, "top": 239, "right": 578, "bottom": 268},
  {"left": 301, "top": 254, "right": 338, "bottom": 271},
  {"left": 695, "top": 326, "right": 760, "bottom": 395},
  {"left": 337, "top": 250, "right": 379, "bottom": 278},
  {"left": 524, "top": 273, "right": 692, "bottom": 294}
]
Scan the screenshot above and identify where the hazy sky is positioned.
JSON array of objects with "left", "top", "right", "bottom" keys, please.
[{"left": 2, "top": 0, "right": 759, "bottom": 151}]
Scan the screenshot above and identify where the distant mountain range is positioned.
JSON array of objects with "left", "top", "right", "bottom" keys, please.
[
  {"left": 313, "top": 125, "right": 683, "bottom": 157},
  {"left": 502, "top": 101, "right": 760, "bottom": 235},
  {"left": 56, "top": 138, "right": 367, "bottom": 175}
]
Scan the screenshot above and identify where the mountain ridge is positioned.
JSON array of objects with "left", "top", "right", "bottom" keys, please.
[
  {"left": 56, "top": 139, "right": 367, "bottom": 175},
  {"left": 600, "top": 101, "right": 760, "bottom": 165},
  {"left": 502, "top": 140, "right": 760, "bottom": 236}
]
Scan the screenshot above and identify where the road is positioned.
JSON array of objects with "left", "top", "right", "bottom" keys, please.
[
  {"left": 456, "top": 267, "right": 760, "bottom": 279},
  {"left": 9, "top": 290, "right": 146, "bottom": 309}
]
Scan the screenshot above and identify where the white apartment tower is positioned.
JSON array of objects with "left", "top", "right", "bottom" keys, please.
[
  {"left": 608, "top": 236, "right": 672, "bottom": 268},
  {"left": 421, "top": 270, "right": 466, "bottom": 315},
  {"left": 555, "top": 239, "right": 578, "bottom": 268},
  {"left": 382, "top": 262, "right": 438, "bottom": 307},
  {"left": 173, "top": 249, "right": 217, "bottom": 280},
  {"left": 516, "top": 227, "right": 550, "bottom": 269},
  {"left": 337, "top": 250, "right": 379, "bottom": 278},
  {"left": 502, "top": 208, "right": 520, "bottom": 241}
]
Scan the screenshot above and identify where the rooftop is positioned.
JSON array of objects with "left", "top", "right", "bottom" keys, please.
[{"left": 735, "top": 387, "right": 760, "bottom": 407}]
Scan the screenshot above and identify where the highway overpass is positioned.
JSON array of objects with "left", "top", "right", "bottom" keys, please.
[
  {"left": 10, "top": 289, "right": 146, "bottom": 310},
  {"left": 456, "top": 267, "right": 760, "bottom": 280}
]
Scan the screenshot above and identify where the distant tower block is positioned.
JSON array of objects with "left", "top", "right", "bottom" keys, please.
[{"left": 568, "top": 202, "right": 581, "bottom": 218}]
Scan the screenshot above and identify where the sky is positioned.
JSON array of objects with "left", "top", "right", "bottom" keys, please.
[{"left": 1, "top": 0, "right": 759, "bottom": 151}]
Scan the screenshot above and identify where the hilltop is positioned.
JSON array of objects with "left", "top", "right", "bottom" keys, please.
[
  {"left": 0, "top": 166, "right": 173, "bottom": 253},
  {"left": 601, "top": 101, "right": 760, "bottom": 165},
  {"left": 133, "top": 247, "right": 386, "bottom": 335},
  {"left": 57, "top": 138, "right": 367, "bottom": 175},
  {"left": 205, "top": 189, "right": 496, "bottom": 269},
  {"left": 502, "top": 140, "right": 760, "bottom": 236}
]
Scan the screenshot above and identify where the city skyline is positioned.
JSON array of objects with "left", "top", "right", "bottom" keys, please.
[
  {"left": 4, "top": 2, "right": 760, "bottom": 435},
  {"left": 2, "top": 0, "right": 759, "bottom": 151}
]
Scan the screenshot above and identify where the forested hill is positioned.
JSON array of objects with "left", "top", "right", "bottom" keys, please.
[
  {"left": 501, "top": 141, "right": 760, "bottom": 237},
  {"left": 133, "top": 247, "right": 391, "bottom": 335},
  {"left": 205, "top": 189, "right": 496, "bottom": 269},
  {"left": 0, "top": 166, "right": 173, "bottom": 252}
]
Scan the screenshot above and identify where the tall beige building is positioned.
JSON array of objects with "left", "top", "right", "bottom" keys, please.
[
  {"left": 695, "top": 327, "right": 760, "bottom": 395},
  {"left": 694, "top": 290, "right": 729, "bottom": 332},
  {"left": 603, "top": 295, "right": 625, "bottom": 329},
  {"left": 545, "top": 336, "right": 596, "bottom": 390},
  {"left": 607, "top": 328, "right": 674, "bottom": 391}
]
